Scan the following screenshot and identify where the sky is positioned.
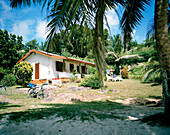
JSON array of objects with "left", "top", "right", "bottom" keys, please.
[{"left": 0, "top": 0, "right": 154, "bottom": 44}]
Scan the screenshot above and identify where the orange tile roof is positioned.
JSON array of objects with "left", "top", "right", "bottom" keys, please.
[{"left": 17, "top": 49, "right": 95, "bottom": 66}]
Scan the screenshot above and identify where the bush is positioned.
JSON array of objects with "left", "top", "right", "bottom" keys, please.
[
  {"left": 0, "top": 67, "right": 10, "bottom": 81},
  {"left": 121, "top": 66, "right": 129, "bottom": 79},
  {"left": 13, "top": 61, "right": 33, "bottom": 87},
  {"left": 1, "top": 73, "right": 16, "bottom": 86},
  {"left": 73, "top": 69, "right": 78, "bottom": 75},
  {"left": 70, "top": 75, "right": 78, "bottom": 82},
  {"left": 88, "top": 66, "right": 96, "bottom": 74},
  {"left": 129, "top": 64, "right": 144, "bottom": 80},
  {"left": 80, "top": 74, "right": 101, "bottom": 89}
]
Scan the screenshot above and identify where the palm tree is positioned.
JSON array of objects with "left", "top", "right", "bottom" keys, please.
[
  {"left": 155, "top": 0, "right": 170, "bottom": 119},
  {"left": 113, "top": 34, "right": 122, "bottom": 56},
  {"left": 10, "top": 0, "right": 151, "bottom": 87}
]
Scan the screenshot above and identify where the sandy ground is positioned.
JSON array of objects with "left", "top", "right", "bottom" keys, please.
[
  {"left": 0, "top": 106, "right": 170, "bottom": 135},
  {"left": 0, "top": 87, "right": 170, "bottom": 135}
]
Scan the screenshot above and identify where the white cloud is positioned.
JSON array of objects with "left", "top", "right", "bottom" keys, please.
[
  {"left": 0, "top": 19, "right": 5, "bottom": 28},
  {"left": 0, "top": 1, "right": 11, "bottom": 12},
  {"left": 35, "top": 20, "right": 48, "bottom": 41},
  {"left": 106, "top": 9, "right": 119, "bottom": 26},
  {"left": 11, "top": 20, "right": 34, "bottom": 41},
  {"left": 104, "top": 9, "right": 120, "bottom": 37},
  {"left": 35, "top": 20, "right": 60, "bottom": 41},
  {"left": 131, "top": 30, "right": 136, "bottom": 37},
  {"left": 0, "top": 1, "right": 12, "bottom": 28}
]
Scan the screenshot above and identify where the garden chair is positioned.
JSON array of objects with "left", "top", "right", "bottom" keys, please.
[
  {"left": 113, "top": 74, "right": 123, "bottom": 81},
  {"left": 106, "top": 74, "right": 117, "bottom": 82}
]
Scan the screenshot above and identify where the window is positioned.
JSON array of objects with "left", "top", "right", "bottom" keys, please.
[
  {"left": 56, "top": 61, "right": 63, "bottom": 72},
  {"left": 70, "top": 64, "right": 74, "bottom": 73}
]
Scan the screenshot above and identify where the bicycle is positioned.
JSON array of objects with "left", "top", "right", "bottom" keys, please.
[
  {"left": 27, "top": 81, "right": 49, "bottom": 99},
  {"left": 0, "top": 82, "right": 12, "bottom": 96}
]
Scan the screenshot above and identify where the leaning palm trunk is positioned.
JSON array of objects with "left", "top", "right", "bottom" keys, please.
[
  {"left": 93, "top": 0, "right": 106, "bottom": 87},
  {"left": 155, "top": 0, "right": 170, "bottom": 118}
]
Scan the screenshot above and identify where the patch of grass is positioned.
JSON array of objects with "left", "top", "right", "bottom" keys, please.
[{"left": 105, "top": 79, "right": 162, "bottom": 100}]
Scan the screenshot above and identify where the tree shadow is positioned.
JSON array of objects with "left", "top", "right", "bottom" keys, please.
[
  {"left": 0, "top": 100, "right": 128, "bottom": 124},
  {"left": 141, "top": 82, "right": 161, "bottom": 87},
  {"left": 148, "top": 95, "right": 162, "bottom": 99},
  {"left": 141, "top": 113, "right": 170, "bottom": 127},
  {"left": 0, "top": 103, "right": 22, "bottom": 110}
]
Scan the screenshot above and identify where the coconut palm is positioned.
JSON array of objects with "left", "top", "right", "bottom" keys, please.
[
  {"left": 113, "top": 34, "right": 122, "bottom": 56},
  {"left": 10, "top": 0, "right": 151, "bottom": 87},
  {"left": 147, "top": 3, "right": 170, "bottom": 38},
  {"left": 155, "top": 0, "right": 170, "bottom": 119}
]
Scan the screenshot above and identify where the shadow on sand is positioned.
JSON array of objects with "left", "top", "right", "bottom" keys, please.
[{"left": 0, "top": 100, "right": 128, "bottom": 124}]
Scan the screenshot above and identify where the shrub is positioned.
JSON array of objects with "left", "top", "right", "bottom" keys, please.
[
  {"left": 129, "top": 64, "right": 144, "bottom": 80},
  {"left": 121, "top": 66, "right": 129, "bottom": 79},
  {"left": 73, "top": 69, "right": 78, "bottom": 75},
  {"left": 1, "top": 73, "right": 16, "bottom": 86},
  {"left": 80, "top": 74, "right": 101, "bottom": 89},
  {"left": 0, "top": 67, "right": 10, "bottom": 81},
  {"left": 88, "top": 66, "right": 96, "bottom": 74},
  {"left": 13, "top": 61, "right": 33, "bottom": 87},
  {"left": 70, "top": 75, "right": 78, "bottom": 82}
]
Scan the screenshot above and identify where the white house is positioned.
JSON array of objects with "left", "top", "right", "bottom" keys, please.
[{"left": 17, "top": 50, "right": 95, "bottom": 82}]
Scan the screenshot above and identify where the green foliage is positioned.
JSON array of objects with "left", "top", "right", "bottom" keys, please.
[
  {"left": 73, "top": 69, "right": 78, "bottom": 75},
  {"left": 24, "top": 39, "right": 39, "bottom": 52},
  {"left": 112, "top": 34, "right": 122, "bottom": 56},
  {"left": 88, "top": 66, "right": 96, "bottom": 74},
  {"left": 13, "top": 61, "right": 33, "bottom": 87},
  {"left": 0, "top": 29, "right": 24, "bottom": 72},
  {"left": 105, "top": 53, "right": 117, "bottom": 65},
  {"left": 0, "top": 67, "right": 10, "bottom": 80},
  {"left": 1, "top": 73, "right": 16, "bottom": 86},
  {"left": 141, "top": 61, "right": 161, "bottom": 83},
  {"left": 129, "top": 61, "right": 162, "bottom": 84},
  {"left": 70, "top": 75, "right": 78, "bottom": 82},
  {"left": 129, "top": 64, "right": 145, "bottom": 80},
  {"left": 121, "top": 66, "right": 129, "bottom": 79},
  {"left": 80, "top": 74, "right": 101, "bottom": 89},
  {"left": 47, "top": 24, "right": 93, "bottom": 58}
]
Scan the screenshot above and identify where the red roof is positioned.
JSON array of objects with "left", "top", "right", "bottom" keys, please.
[{"left": 17, "top": 49, "right": 95, "bottom": 66}]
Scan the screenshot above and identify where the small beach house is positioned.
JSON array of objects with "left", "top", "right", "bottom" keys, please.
[{"left": 17, "top": 50, "right": 95, "bottom": 83}]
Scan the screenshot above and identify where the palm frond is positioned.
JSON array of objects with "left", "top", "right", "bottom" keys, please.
[
  {"left": 146, "top": 18, "right": 155, "bottom": 39},
  {"left": 142, "top": 68, "right": 155, "bottom": 82},
  {"left": 10, "top": 0, "right": 42, "bottom": 8},
  {"left": 120, "top": 0, "right": 152, "bottom": 39}
]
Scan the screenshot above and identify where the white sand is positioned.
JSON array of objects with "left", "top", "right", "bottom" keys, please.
[{"left": 0, "top": 106, "right": 170, "bottom": 135}]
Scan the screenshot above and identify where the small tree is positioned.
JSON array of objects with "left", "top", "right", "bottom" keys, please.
[
  {"left": 1, "top": 73, "right": 16, "bottom": 86},
  {"left": 13, "top": 61, "right": 33, "bottom": 87},
  {"left": 121, "top": 66, "right": 129, "bottom": 79}
]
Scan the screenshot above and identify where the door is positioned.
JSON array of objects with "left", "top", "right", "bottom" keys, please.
[{"left": 35, "top": 63, "right": 39, "bottom": 79}]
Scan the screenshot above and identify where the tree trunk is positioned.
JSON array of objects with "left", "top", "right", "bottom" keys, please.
[
  {"left": 155, "top": 0, "right": 170, "bottom": 118},
  {"left": 93, "top": 1, "right": 106, "bottom": 87}
]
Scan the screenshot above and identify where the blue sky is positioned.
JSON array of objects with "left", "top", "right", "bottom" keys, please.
[{"left": 0, "top": 0, "right": 154, "bottom": 44}]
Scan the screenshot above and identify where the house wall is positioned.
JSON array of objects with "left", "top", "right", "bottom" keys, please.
[
  {"left": 25, "top": 52, "right": 90, "bottom": 80},
  {"left": 25, "top": 53, "right": 51, "bottom": 80}
]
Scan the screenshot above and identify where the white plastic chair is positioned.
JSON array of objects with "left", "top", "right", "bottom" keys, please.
[{"left": 106, "top": 74, "right": 117, "bottom": 82}]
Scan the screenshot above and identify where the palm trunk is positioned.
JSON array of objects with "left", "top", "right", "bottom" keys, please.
[
  {"left": 93, "top": 1, "right": 106, "bottom": 87},
  {"left": 155, "top": 0, "right": 170, "bottom": 118}
]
